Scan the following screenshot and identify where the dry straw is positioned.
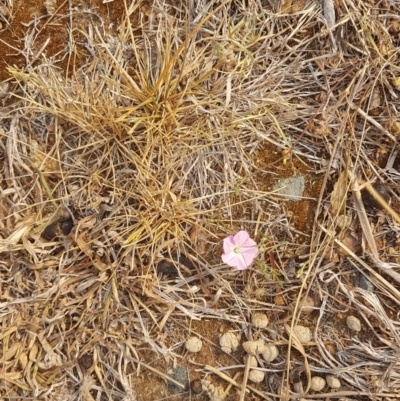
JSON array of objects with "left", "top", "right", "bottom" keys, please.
[{"left": 0, "top": 0, "right": 400, "bottom": 399}]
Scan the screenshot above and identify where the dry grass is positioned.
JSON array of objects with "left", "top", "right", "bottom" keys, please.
[
  {"left": 1, "top": 0, "right": 400, "bottom": 399},
  {"left": 0, "top": 0, "right": 13, "bottom": 30}
]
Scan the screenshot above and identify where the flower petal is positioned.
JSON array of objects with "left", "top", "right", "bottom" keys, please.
[
  {"left": 223, "top": 254, "right": 238, "bottom": 267},
  {"left": 240, "top": 246, "right": 259, "bottom": 266},
  {"left": 235, "top": 253, "right": 249, "bottom": 270},
  {"left": 221, "top": 250, "right": 236, "bottom": 265},
  {"left": 223, "top": 235, "right": 235, "bottom": 254},
  {"left": 233, "top": 231, "right": 251, "bottom": 246},
  {"left": 242, "top": 237, "right": 257, "bottom": 248},
  {"left": 222, "top": 251, "right": 247, "bottom": 270}
]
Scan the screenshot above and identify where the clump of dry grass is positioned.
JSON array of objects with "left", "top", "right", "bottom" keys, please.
[
  {"left": 0, "top": 0, "right": 13, "bottom": 30},
  {"left": 1, "top": 0, "right": 400, "bottom": 399}
]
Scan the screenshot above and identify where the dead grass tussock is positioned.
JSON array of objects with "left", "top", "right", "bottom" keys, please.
[
  {"left": 0, "top": 0, "right": 13, "bottom": 30},
  {"left": 0, "top": 0, "right": 400, "bottom": 399}
]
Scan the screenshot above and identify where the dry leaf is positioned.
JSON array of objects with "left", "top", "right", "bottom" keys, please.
[
  {"left": 5, "top": 214, "right": 36, "bottom": 244},
  {"left": 190, "top": 224, "right": 208, "bottom": 254},
  {"left": 331, "top": 170, "right": 348, "bottom": 215},
  {"left": 336, "top": 232, "right": 359, "bottom": 256}
]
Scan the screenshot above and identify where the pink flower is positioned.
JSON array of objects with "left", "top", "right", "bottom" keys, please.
[{"left": 221, "top": 231, "right": 259, "bottom": 270}]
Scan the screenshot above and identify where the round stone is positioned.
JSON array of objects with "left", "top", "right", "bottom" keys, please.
[
  {"left": 251, "top": 313, "right": 269, "bottom": 328},
  {"left": 262, "top": 344, "right": 279, "bottom": 362},
  {"left": 185, "top": 337, "right": 203, "bottom": 353},
  {"left": 245, "top": 355, "right": 258, "bottom": 367},
  {"left": 191, "top": 379, "right": 203, "bottom": 394},
  {"left": 79, "top": 354, "right": 93, "bottom": 370},
  {"left": 167, "top": 366, "right": 189, "bottom": 393},
  {"left": 358, "top": 275, "right": 374, "bottom": 292},
  {"left": 219, "top": 331, "right": 239, "bottom": 354},
  {"left": 346, "top": 316, "right": 361, "bottom": 332},
  {"left": 248, "top": 370, "right": 265, "bottom": 383},
  {"left": 326, "top": 374, "right": 341, "bottom": 389},
  {"left": 310, "top": 376, "right": 326, "bottom": 392},
  {"left": 293, "top": 325, "right": 312, "bottom": 343},
  {"left": 242, "top": 340, "right": 266, "bottom": 355},
  {"left": 300, "top": 296, "right": 315, "bottom": 314}
]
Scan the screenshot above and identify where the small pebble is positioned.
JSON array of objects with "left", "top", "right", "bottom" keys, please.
[
  {"left": 248, "top": 370, "right": 265, "bottom": 383},
  {"left": 201, "top": 378, "right": 225, "bottom": 400},
  {"left": 44, "top": 0, "right": 57, "bottom": 14},
  {"left": 185, "top": 336, "right": 203, "bottom": 353},
  {"left": 262, "top": 344, "right": 279, "bottom": 362},
  {"left": 219, "top": 331, "right": 239, "bottom": 354},
  {"left": 361, "top": 183, "right": 390, "bottom": 210},
  {"left": 60, "top": 217, "right": 74, "bottom": 235},
  {"left": 251, "top": 312, "right": 269, "bottom": 328},
  {"left": 41, "top": 221, "right": 58, "bottom": 240},
  {"left": 191, "top": 379, "right": 203, "bottom": 394},
  {"left": 79, "top": 354, "right": 93, "bottom": 370},
  {"left": 346, "top": 316, "right": 361, "bottom": 332},
  {"left": 167, "top": 366, "right": 188, "bottom": 393},
  {"left": 41, "top": 217, "right": 74, "bottom": 240},
  {"left": 358, "top": 275, "right": 374, "bottom": 292},
  {"left": 293, "top": 381, "right": 304, "bottom": 394},
  {"left": 156, "top": 260, "right": 178, "bottom": 275},
  {"left": 391, "top": 121, "right": 400, "bottom": 134},
  {"left": 326, "top": 374, "right": 341, "bottom": 389},
  {"left": 156, "top": 254, "right": 192, "bottom": 276},
  {"left": 245, "top": 355, "right": 258, "bottom": 367},
  {"left": 293, "top": 325, "right": 312, "bottom": 343},
  {"left": 242, "top": 339, "right": 266, "bottom": 355},
  {"left": 300, "top": 296, "right": 315, "bottom": 314},
  {"left": 273, "top": 176, "right": 305, "bottom": 201},
  {"left": 310, "top": 376, "right": 326, "bottom": 392}
]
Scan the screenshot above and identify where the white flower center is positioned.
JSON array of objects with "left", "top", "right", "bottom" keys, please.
[{"left": 233, "top": 246, "right": 241, "bottom": 254}]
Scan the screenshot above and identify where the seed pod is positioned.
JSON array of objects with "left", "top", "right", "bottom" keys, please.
[
  {"left": 310, "top": 376, "right": 326, "bottom": 392},
  {"left": 261, "top": 344, "right": 279, "bottom": 362},
  {"left": 346, "top": 316, "right": 361, "bottom": 332},
  {"left": 326, "top": 375, "right": 341, "bottom": 389},
  {"left": 248, "top": 370, "right": 265, "bottom": 383},
  {"left": 185, "top": 337, "right": 202, "bottom": 353},
  {"left": 293, "top": 325, "right": 312, "bottom": 343},
  {"left": 219, "top": 331, "right": 239, "bottom": 354},
  {"left": 251, "top": 313, "right": 269, "bottom": 328},
  {"left": 242, "top": 339, "right": 266, "bottom": 355}
]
